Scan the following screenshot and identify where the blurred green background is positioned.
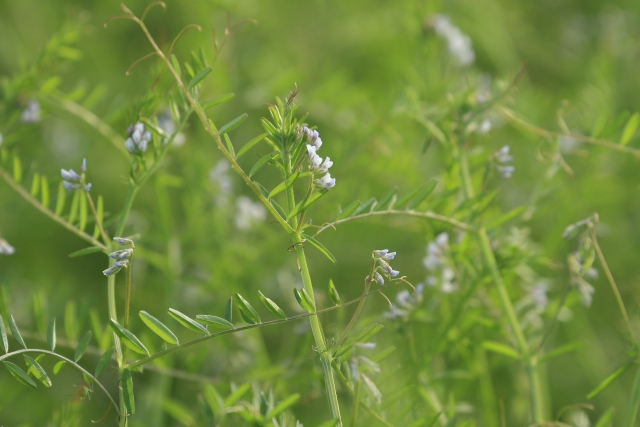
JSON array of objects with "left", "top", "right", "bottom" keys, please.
[{"left": 1, "top": 0, "right": 640, "bottom": 425}]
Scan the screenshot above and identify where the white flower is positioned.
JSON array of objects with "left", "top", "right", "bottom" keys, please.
[
  {"left": 0, "top": 237, "right": 15, "bottom": 255},
  {"left": 315, "top": 172, "right": 336, "bottom": 189},
  {"left": 235, "top": 196, "right": 267, "bottom": 230},
  {"left": 431, "top": 14, "right": 475, "bottom": 66},
  {"left": 303, "top": 126, "right": 322, "bottom": 150},
  {"left": 21, "top": 100, "right": 41, "bottom": 123},
  {"left": 307, "top": 144, "right": 317, "bottom": 161},
  {"left": 477, "top": 119, "right": 492, "bottom": 134},
  {"left": 316, "top": 157, "right": 333, "bottom": 173},
  {"left": 125, "top": 122, "right": 152, "bottom": 153}
]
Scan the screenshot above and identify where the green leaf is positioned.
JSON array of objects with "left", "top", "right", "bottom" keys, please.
[
  {"left": 236, "top": 133, "right": 267, "bottom": 159},
  {"left": 374, "top": 188, "right": 397, "bottom": 211},
  {"left": 47, "top": 317, "right": 56, "bottom": 351},
  {"left": 223, "top": 134, "right": 236, "bottom": 158},
  {"left": 337, "top": 200, "right": 361, "bottom": 220},
  {"left": 294, "top": 288, "right": 315, "bottom": 313},
  {"left": 9, "top": 315, "right": 26, "bottom": 349},
  {"left": 108, "top": 319, "right": 150, "bottom": 356},
  {"left": 481, "top": 341, "right": 521, "bottom": 359},
  {"left": 30, "top": 172, "right": 40, "bottom": 197},
  {"left": 594, "top": 407, "right": 616, "bottom": 427},
  {"left": 139, "top": 311, "right": 179, "bottom": 345},
  {"left": 74, "top": 331, "right": 92, "bottom": 362},
  {"left": 3, "top": 361, "right": 37, "bottom": 388},
  {"left": 0, "top": 315, "right": 8, "bottom": 353},
  {"left": 25, "top": 353, "right": 44, "bottom": 377},
  {"left": 224, "top": 298, "right": 233, "bottom": 323},
  {"left": 234, "top": 294, "right": 261, "bottom": 324},
  {"left": 122, "top": 367, "right": 135, "bottom": 415},
  {"left": 92, "top": 195, "right": 104, "bottom": 239},
  {"left": 407, "top": 180, "right": 437, "bottom": 209},
  {"left": 268, "top": 171, "right": 301, "bottom": 199},
  {"left": 65, "top": 301, "right": 78, "bottom": 342},
  {"left": 395, "top": 186, "right": 424, "bottom": 208},
  {"left": 266, "top": 393, "right": 300, "bottom": 419},
  {"left": 196, "top": 315, "right": 234, "bottom": 329},
  {"left": 258, "top": 291, "right": 286, "bottom": 319},
  {"left": 486, "top": 206, "right": 527, "bottom": 230},
  {"left": 53, "top": 360, "right": 65, "bottom": 375},
  {"left": 334, "top": 324, "right": 384, "bottom": 360},
  {"left": 328, "top": 279, "right": 341, "bottom": 305},
  {"left": 249, "top": 151, "right": 279, "bottom": 178},
  {"left": 270, "top": 199, "right": 287, "bottom": 220},
  {"left": 69, "top": 246, "right": 103, "bottom": 258},
  {"left": 170, "top": 54, "right": 181, "bottom": 79},
  {"left": 224, "top": 382, "right": 251, "bottom": 406},
  {"left": 187, "top": 66, "right": 212, "bottom": 89},
  {"left": 24, "top": 355, "right": 51, "bottom": 387},
  {"left": 539, "top": 341, "right": 584, "bottom": 363},
  {"left": 315, "top": 420, "right": 340, "bottom": 427},
  {"left": 201, "top": 93, "right": 235, "bottom": 110},
  {"left": 95, "top": 347, "right": 114, "bottom": 377},
  {"left": 55, "top": 181, "right": 66, "bottom": 216},
  {"left": 587, "top": 361, "right": 634, "bottom": 399},
  {"left": 219, "top": 113, "right": 248, "bottom": 135},
  {"left": 12, "top": 154, "right": 22, "bottom": 183},
  {"left": 620, "top": 112, "right": 640, "bottom": 146},
  {"left": 302, "top": 233, "right": 336, "bottom": 263},
  {"left": 352, "top": 197, "right": 376, "bottom": 216},
  {"left": 287, "top": 190, "right": 329, "bottom": 220},
  {"left": 168, "top": 308, "right": 209, "bottom": 335},
  {"left": 68, "top": 189, "right": 80, "bottom": 225},
  {"left": 40, "top": 175, "right": 50, "bottom": 208}
]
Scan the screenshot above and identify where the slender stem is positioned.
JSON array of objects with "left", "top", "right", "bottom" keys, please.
[
  {"left": 350, "top": 380, "right": 361, "bottom": 427},
  {"left": 126, "top": 289, "right": 381, "bottom": 370},
  {"left": 624, "top": 365, "right": 640, "bottom": 427},
  {"left": 497, "top": 106, "right": 640, "bottom": 158},
  {"left": 314, "top": 209, "right": 472, "bottom": 236},
  {"left": 0, "top": 348, "right": 120, "bottom": 414},
  {"left": 456, "top": 145, "right": 545, "bottom": 422},
  {"left": 0, "top": 166, "right": 107, "bottom": 251},
  {"left": 130, "top": 15, "right": 295, "bottom": 237},
  {"left": 589, "top": 224, "right": 635, "bottom": 341},
  {"left": 336, "top": 260, "right": 375, "bottom": 348},
  {"left": 124, "top": 258, "right": 133, "bottom": 330},
  {"left": 85, "top": 191, "right": 110, "bottom": 245}
]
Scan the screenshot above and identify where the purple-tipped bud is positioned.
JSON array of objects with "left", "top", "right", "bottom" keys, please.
[
  {"left": 63, "top": 181, "right": 80, "bottom": 191},
  {"left": 81, "top": 158, "right": 87, "bottom": 173},
  {"left": 373, "top": 249, "right": 389, "bottom": 257},
  {"left": 113, "top": 237, "right": 134, "bottom": 245},
  {"left": 84, "top": 183, "right": 92, "bottom": 192},
  {"left": 382, "top": 251, "right": 396, "bottom": 260},
  {"left": 374, "top": 272, "right": 385, "bottom": 286}
]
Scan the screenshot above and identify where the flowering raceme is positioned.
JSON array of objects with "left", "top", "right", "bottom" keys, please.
[{"left": 303, "top": 126, "right": 336, "bottom": 189}]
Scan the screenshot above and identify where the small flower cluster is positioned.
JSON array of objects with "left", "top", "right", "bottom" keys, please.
[
  {"left": 372, "top": 249, "right": 399, "bottom": 286},
  {"left": 429, "top": 14, "right": 475, "bottom": 67},
  {"left": 493, "top": 145, "right": 514, "bottom": 179},
  {"left": 423, "top": 232, "right": 457, "bottom": 293},
  {"left": 125, "top": 122, "right": 152, "bottom": 154},
  {"left": 386, "top": 284, "right": 424, "bottom": 319},
  {"left": 303, "top": 126, "right": 336, "bottom": 189},
  {"left": 568, "top": 237, "right": 598, "bottom": 307},
  {"left": 61, "top": 158, "right": 91, "bottom": 192},
  {"left": 0, "top": 236, "right": 15, "bottom": 255},
  {"left": 102, "top": 237, "right": 134, "bottom": 276}
]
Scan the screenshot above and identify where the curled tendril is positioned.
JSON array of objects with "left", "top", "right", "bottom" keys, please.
[
  {"left": 91, "top": 401, "right": 112, "bottom": 424},
  {"left": 120, "top": 3, "right": 134, "bottom": 15},
  {"left": 169, "top": 24, "right": 203, "bottom": 55},
  {"left": 103, "top": 14, "right": 135, "bottom": 28},
  {"left": 141, "top": 1, "right": 166, "bottom": 21},
  {"left": 287, "top": 242, "right": 304, "bottom": 252},
  {"left": 395, "top": 276, "right": 417, "bottom": 294},
  {"left": 377, "top": 292, "right": 394, "bottom": 315},
  {"left": 125, "top": 52, "right": 160, "bottom": 76}
]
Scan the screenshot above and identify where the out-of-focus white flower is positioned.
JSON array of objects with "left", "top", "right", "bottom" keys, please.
[
  {"left": 315, "top": 172, "right": 336, "bottom": 189},
  {"left": 493, "top": 145, "right": 514, "bottom": 179},
  {"left": 529, "top": 282, "right": 549, "bottom": 310},
  {"left": 477, "top": 119, "right": 492, "bottom": 134},
  {"left": 424, "top": 233, "right": 458, "bottom": 293},
  {"left": 235, "top": 196, "right": 267, "bottom": 230},
  {"left": 158, "top": 111, "right": 186, "bottom": 147},
  {"left": 0, "top": 237, "right": 15, "bottom": 255},
  {"left": 430, "top": 14, "right": 475, "bottom": 66},
  {"left": 21, "top": 100, "right": 41, "bottom": 123},
  {"left": 209, "top": 160, "right": 233, "bottom": 205}
]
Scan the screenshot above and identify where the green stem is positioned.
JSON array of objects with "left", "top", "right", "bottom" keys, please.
[
  {"left": 589, "top": 223, "right": 635, "bottom": 341},
  {"left": 456, "top": 145, "right": 545, "bottom": 423},
  {"left": 0, "top": 348, "right": 120, "bottom": 414},
  {"left": 350, "top": 380, "right": 361, "bottom": 427},
  {"left": 624, "top": 365, "right": 640, "bottom": 427},
  {"left": 126, "top": 289, "right": 382, "bottom": 370}
]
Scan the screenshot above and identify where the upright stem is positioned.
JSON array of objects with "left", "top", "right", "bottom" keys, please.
[
  {"left": 455, "top": 145, "right": 545, "bottom": 422},
  {"left": 588, "top": 224, "right": 635, "bottom": 341},
  {"left": 624, "top": 365, "right": 640, "bottom": 427}
]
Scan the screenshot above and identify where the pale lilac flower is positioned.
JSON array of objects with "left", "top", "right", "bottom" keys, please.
[
  {"left": 63, "top": 181, "right": 80, "bottom": 191},
  {"left": 373, "top": 249, "right": 389, "bottom": 257},
  {"left": 61, "top": 169, "right": 80, "bottom": 181},
  {"left": 21, "top": 100, "right": 41, "bottom": 123},
  {"left": 109, "top": 248, "right": 133, "bottom": 260},
  {"left": 113, "top": 237, "right": 134, "bottom": 245},
  {"left": 125, "top": 122, "right": 152, "bottom": 153},
  {"left": 302, "top": 126, "right": 322, "bottom": 150},
  {"left": 315, "top": 172, "right": 336, "bottom": 189},
  {"left": 373, "top": 272, "right": 385, "bottom": 286},
  {"left": 84, "top": 183, "right": 92, "bottom": 192},
  {"left": 102, "top": 260, "right": 128, "bottom": 276},
  {"left": 493, "top": 145, "right": 514, "bottom": 178},
  {"left": 81, "top": 158, "right": 87, "bottom": 173}
]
